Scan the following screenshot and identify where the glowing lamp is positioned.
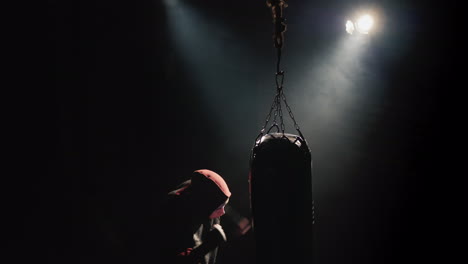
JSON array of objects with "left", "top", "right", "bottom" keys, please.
[{"left": 346, "top": 14, "right": 374, "bottom": 35}]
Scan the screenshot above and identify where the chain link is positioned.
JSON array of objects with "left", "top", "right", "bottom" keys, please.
[
  {"left": 260, "top": 98, "right": 278, "bottom": 135},
  {"left": 281, "top": 91, "right": 301, "bottom": 131}
]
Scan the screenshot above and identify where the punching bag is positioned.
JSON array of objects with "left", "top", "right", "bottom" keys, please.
[
  {"left": 248, "top": 1, "right": 314, "bottom": 263},
  {"left": 249, "top": 132, "right": 314, "bottom": 264}
]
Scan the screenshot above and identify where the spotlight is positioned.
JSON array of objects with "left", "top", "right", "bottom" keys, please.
[
  {"left": 345, "top": 14, "right": 374, "bottom": 35},
  {"left": 345, "top": 20, "right": 355, "bottom": 35},
  {"left": 356, "top": 15, "right": 374, "bottom": 34}
]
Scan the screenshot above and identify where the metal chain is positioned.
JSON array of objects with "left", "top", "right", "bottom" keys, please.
[
  {"left": 260, "top": 0, "right": 304, "bottom": 138},
  {"left": 281, "top": 91, "right": 301, "bottom": 132},
  {"left": 272, "top": 96, "right": 279, "bottom": 127},
  {"left": 276, "top": 72, "right": 285, "bottom": 133},
  {"left": 260, "top": 98, "right": 278, "bottom": 135}
]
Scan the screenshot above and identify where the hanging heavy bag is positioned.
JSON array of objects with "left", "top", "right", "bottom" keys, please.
[
  {"left": 248, "top": 1, "right": 314, "bottom": 263},
  {"left": 249, "top": 133, "right": 313, "bottom": 264}
]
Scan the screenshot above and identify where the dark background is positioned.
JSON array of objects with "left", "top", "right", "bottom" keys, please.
[{"left": 15, "top": 0, "right": 459, "bottom": 263}]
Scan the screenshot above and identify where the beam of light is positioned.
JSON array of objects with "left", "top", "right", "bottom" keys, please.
[
  {"left": 163, "top": 2, "right": 235, "bottom": 127},
  {"left": 163, "top": 1, "right": 263, "bottom": 157},
  {"left": 290, "top": 11, "right": 383, "bottom": 197},
  {"left": 162, "top": 0, "right": 180, "bottom": 7},
  {"left": 295, "top": 33, "right": 372, "bottom": 128}
]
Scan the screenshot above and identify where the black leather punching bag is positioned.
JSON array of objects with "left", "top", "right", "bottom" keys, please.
[{"left": 249, "top": 132, "right": 313, "bottom": 264}]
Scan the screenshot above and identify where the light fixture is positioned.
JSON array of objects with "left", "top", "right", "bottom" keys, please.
[
  {"left": 346, "top": 20, "right": 355, "bottom": 34},
  {"left": 345, "top": 14, "right": 374, "bottom": 35}
]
